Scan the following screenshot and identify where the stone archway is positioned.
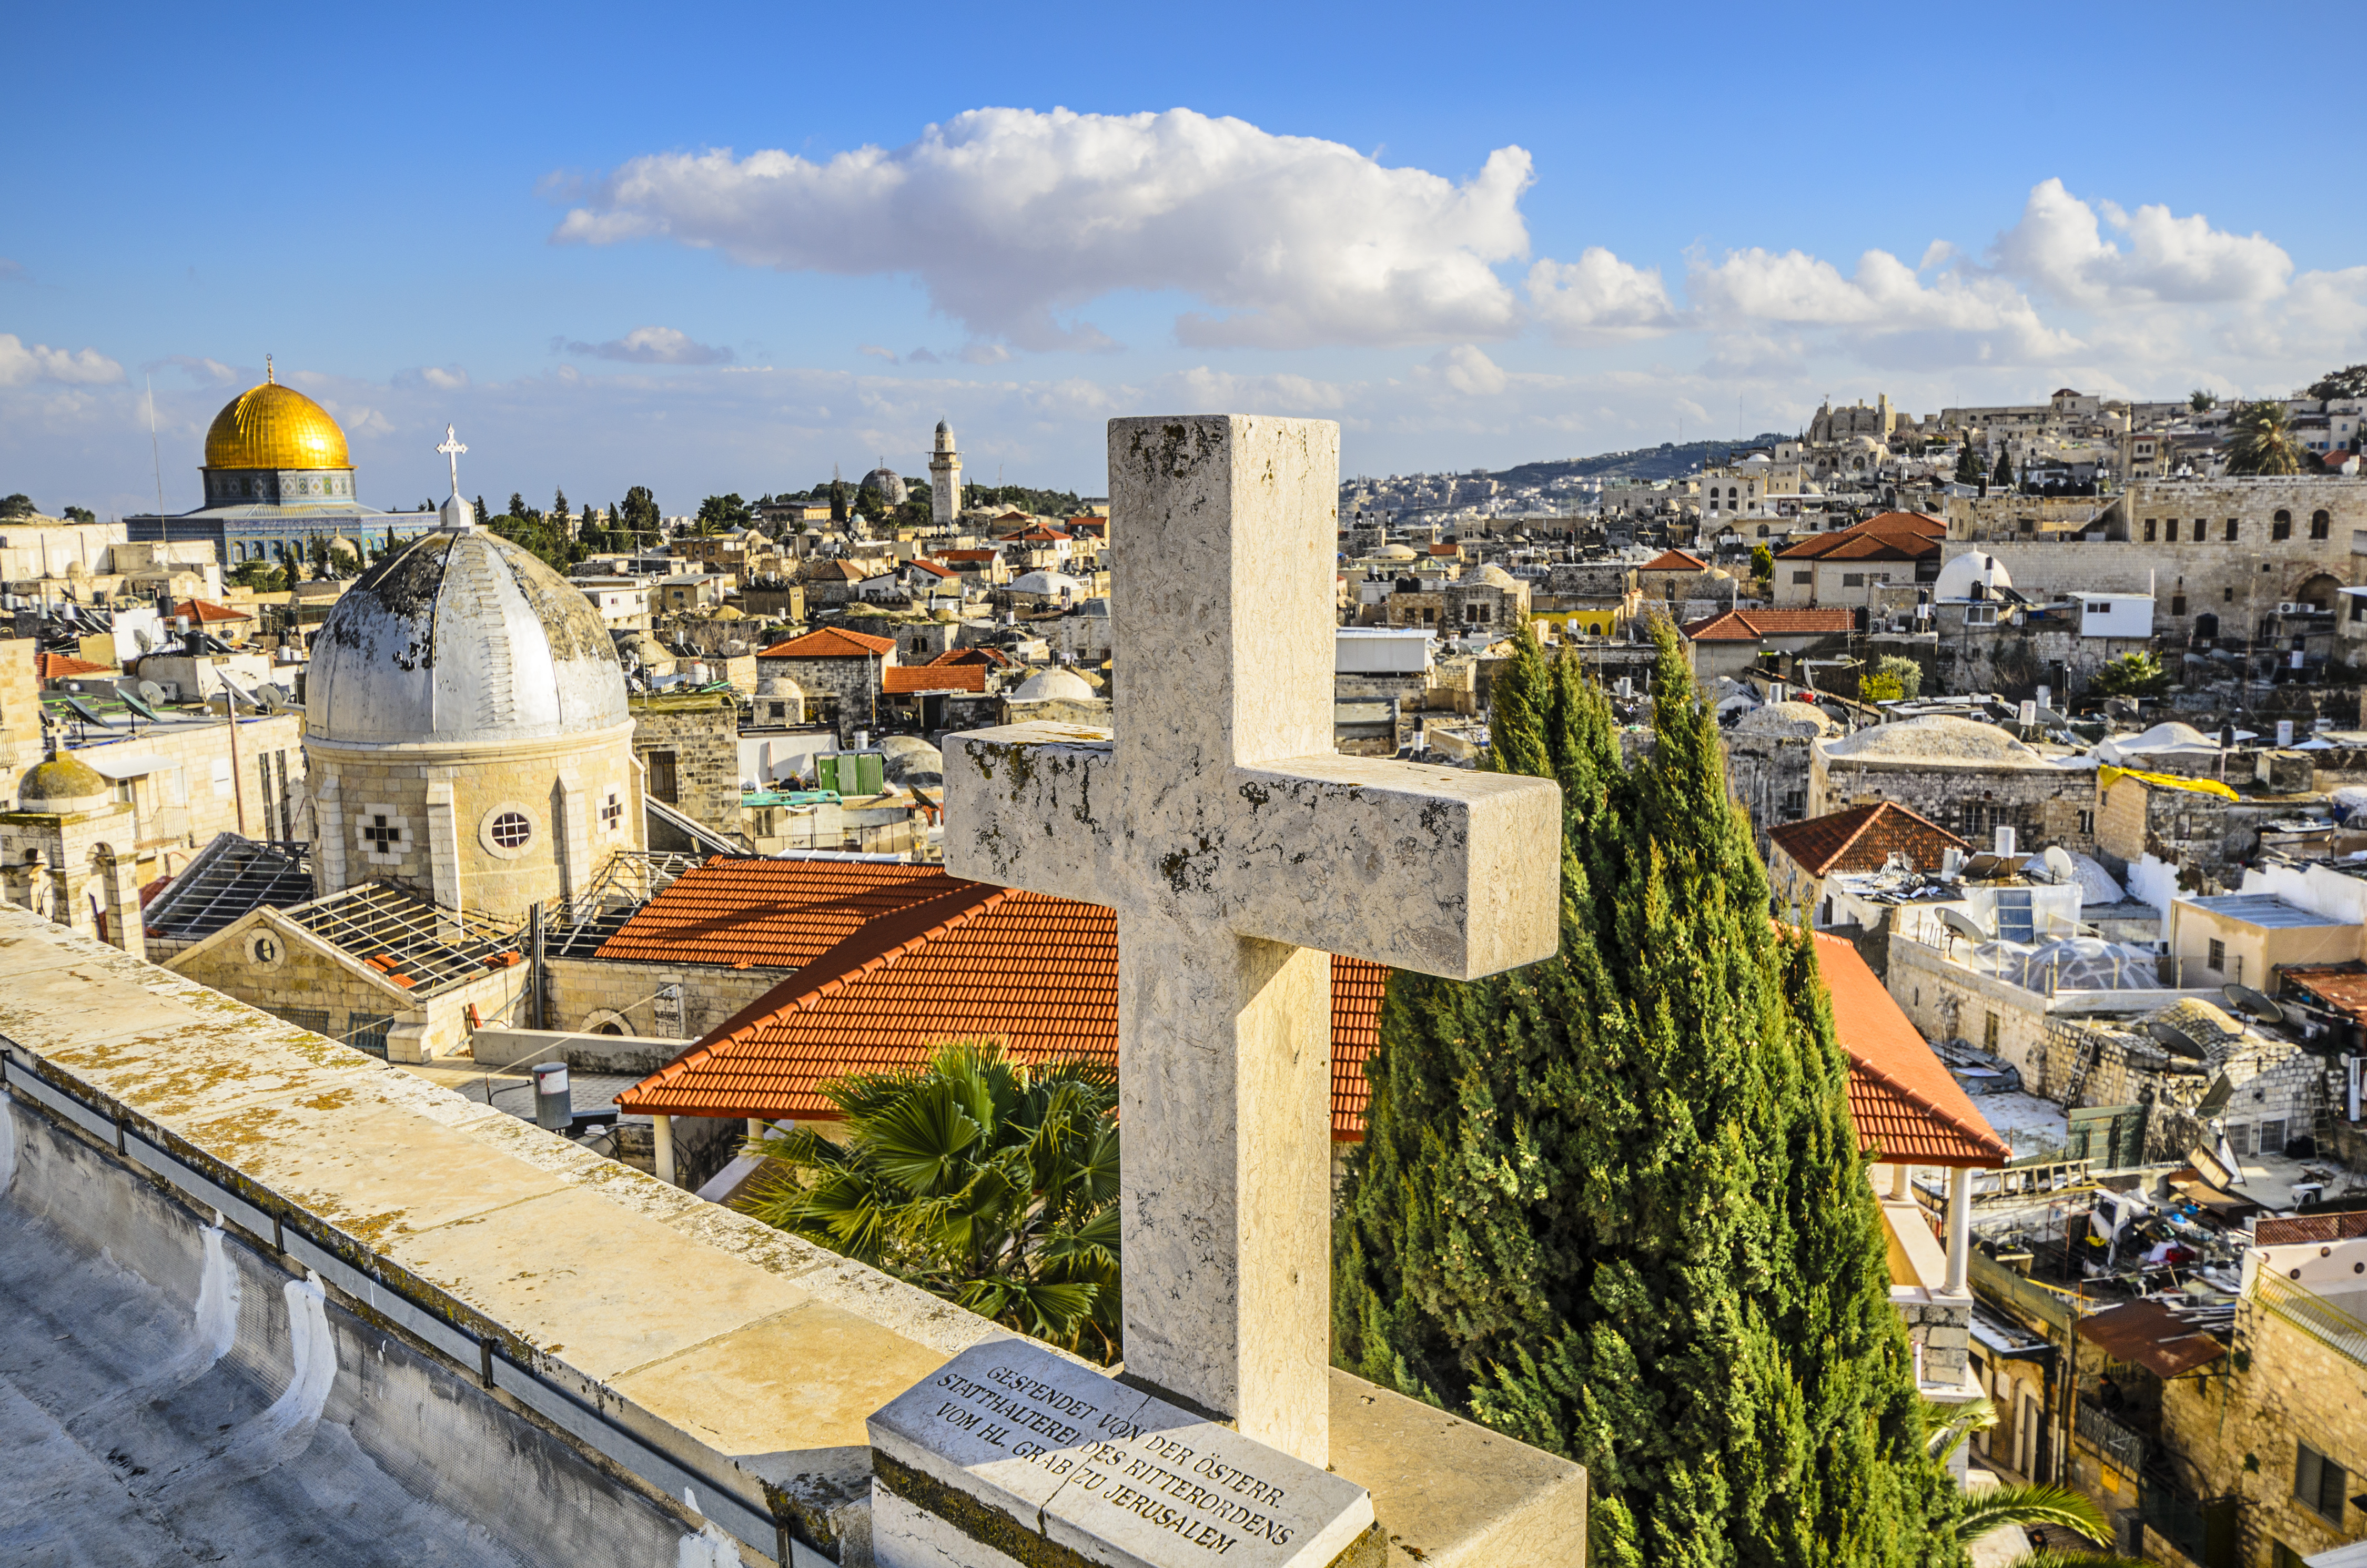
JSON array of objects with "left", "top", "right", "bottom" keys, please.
[{"left": 2296, "top": 572, "right": 2343, "bottom": 612}]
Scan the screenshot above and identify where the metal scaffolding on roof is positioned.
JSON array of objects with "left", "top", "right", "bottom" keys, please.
[
  {"left": 283, "top": 884, "right": 522, "bottom": 996},
  {"left": 144, "top": 833, "right": 315, "bottom": 940}
]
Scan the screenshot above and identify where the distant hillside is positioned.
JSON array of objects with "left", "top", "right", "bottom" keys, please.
[
  {"left": 1492, "top": 431, "right": 1797, "bottom": 488},
  {"left": 1348, "top": 431, "right": 1798, "bottom": 495}
]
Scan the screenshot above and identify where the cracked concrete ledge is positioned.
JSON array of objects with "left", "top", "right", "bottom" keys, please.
[{"left": 0, "top": 903, "right": 1020, "bottom": 1562}]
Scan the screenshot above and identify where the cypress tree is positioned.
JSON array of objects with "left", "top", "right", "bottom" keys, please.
[{"left": 1334, "top": 620, "right": 1949, "bottom": 1567}]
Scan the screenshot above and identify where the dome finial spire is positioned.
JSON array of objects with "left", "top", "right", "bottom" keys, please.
[
  {"left": 266, "top": 354, "right": 274, "bottom": 385},
  {"left": 436, "top": 424, "right": 476, "bottom": 532}
]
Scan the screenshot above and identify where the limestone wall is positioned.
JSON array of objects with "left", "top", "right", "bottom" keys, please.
[
  {"left": 756, "top": 654, "right": 889, "bottom": 740},
  {"left": 74, "top": 713, "right": 307, "bottom": 864},
  {"left": 2157, "top": 1276, "right": 2367, "bottom": 1566},
  {"left": 630, "top": 694, "right": 742, "bottom": 833},
  {"left": 545, "top": 956, "right": 793, "bottom": 1042},
  {"left": 1810, "top": 752, "right": 2095, "bottom": 855}
]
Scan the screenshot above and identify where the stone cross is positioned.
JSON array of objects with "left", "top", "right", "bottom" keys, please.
[
  {"left": 944, "top": 416, "right": 1561, "bottom": 1468},
  {"left": 438, "top": 424, "right": 467, "bottom": 496}
]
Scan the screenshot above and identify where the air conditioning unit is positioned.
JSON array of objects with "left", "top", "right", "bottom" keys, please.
[{"left": 2278, "top": 602, "right": 2306, "bottom": 615}]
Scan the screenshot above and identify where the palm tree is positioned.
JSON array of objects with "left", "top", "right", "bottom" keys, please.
[
  {"left": 1926, "top": 1399, "right": 2147, "bottom": 1566},
  {"left": 737, "top": 1039, "right": 1122, "bottom": 1360},
  {"left": 2226, "top": 399, "right": 2304, "bottom": 476}
]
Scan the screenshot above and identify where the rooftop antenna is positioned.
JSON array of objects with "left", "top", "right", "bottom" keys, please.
[{"left": 146, "top": 375, "right": 168, "bottom": 547}]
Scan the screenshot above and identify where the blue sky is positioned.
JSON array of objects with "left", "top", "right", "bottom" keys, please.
[{"left": 4, "top": 2, "right": 2358, "bottom": 518}]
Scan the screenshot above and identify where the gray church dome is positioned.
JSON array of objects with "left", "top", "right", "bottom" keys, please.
[
  {"left": 307, "top": 531, "right": 628, "bottom": 747},
  {"left": 860, "top": 467, "right": 908, "bottom": 504}
]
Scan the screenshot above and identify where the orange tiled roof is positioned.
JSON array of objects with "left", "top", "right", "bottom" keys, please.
[
  {"left": 1680, "top": 609, "right": 1855, "bottom": 642},
  {"left": 1767, "top": 801, "right": 1967, "bottom": 879},
  {"left": 593, "top": 858, "right": 951, "bottom": 968},
  {"left": 882, "top": 664, "right": 989, "bottom": 693},
  {"left": 930, "top": 647, "right": 1013, "bottom": 667},
  {"left": 1641, "top": 549, "right": 1709, "bottom": 572},
  {"left": 1776, "top": 513, "right": 1943, "bottom": 561},
  {"left": 1807, "top": 929, "right": 2007, "bottom": 1167},
  {"left": 36, "top": 652, "right": 113, "bottom": 679},
  {"left": 940, "top": 549, "right": 999, "bottom": 564},
  {"left": 616, "top": 875, "right": 1386, "bottom": 1138},
  {"left": 170, "top": 598, "right": 251, "bottom": 623},
  {"left": 906, "top": 559, "right": 956, "bottom": 578},
  {"left": 756, "top": 626, "right": 897, "bottom": 659}
]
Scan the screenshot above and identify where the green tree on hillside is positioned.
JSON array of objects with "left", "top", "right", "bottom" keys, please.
[
  {"left": 694, "top": 493, "right": 750, "bottom": 534},
  {"left": 1992, "top": 447, "right": 2016, "bottom": 491},
  {"left": 2226, "top": 401, "right": 2303, "bottom": 476},
  {"left": 1335, "top": 622, "right": 1949, "bottom": 1568},
  {"left": 1954, "top": 441, "right": 1984, "bottom": 487},
  {"left": 2304, "top": 365, "right": 2367, "bottom": 401},
  {"left": 62, "top": 505, "right": 95, "bottom": 524},
  {"left": 619, "top": 485, "right": 662, "bottom": 548},
  {"left": 2189, "top": 388, "right": 2217, "bottom": 412},
  {"left": 0, "top": 493, "right": 35, "bottom": 519},
  {"left": 1748, "top": 543, "right": 1774, "bottom": 582}
]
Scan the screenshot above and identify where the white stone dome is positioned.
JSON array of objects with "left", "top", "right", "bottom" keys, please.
[
  {"left": 756, "top": 674, "right": 806, "bottom": 700},
  {"left": 1011, "top": 667, "right": 1094, "bottom": 701},
  {"left": 1376, "top": 544, "right": 1419, "bottom": 561},
  {"left": 1825, "top": 714, "right": 2039, "bottom": 763},
  {"left": 1935, "top": 551, "right": 2012, "bottom": 601},
  {"left": 1011, "top": 570, "right": 1088, "bottom": 597},
  {"left": 307, "top": 530, "right": 628, "bottom": 747},
  {"left": 1736, "top": 701, "right": 1838, "bottom": 738},
  {"left": 1472, "top": 563, "right": 1519, "bottom": 588}
]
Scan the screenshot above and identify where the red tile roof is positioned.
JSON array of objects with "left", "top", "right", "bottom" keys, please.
[
  {"left": 170, "top": 598, "right": 251, "bottom": 623},
  {"left": 36, "top": 652, "right": 113, "bottom": 679},
  {"left": 940, "top": 549, "right": 999, "bottom": 564},
  {"left": 805, "top": 560, "right": 876, "bottom": 582},
  {"left": 930, "top": 647, "right": 1013, "bottom": 667},
  {"left": 906, "top": 559, "right": 956, "bottom": 578},
  {"left": 618, "top": 881, "right": 1385, "bottom": 1139},
  {"left": 756, "top": 626, "right": 897, "bottom": 659},
  {"left": 1777, "top": 513, "right": 1943, "bottom": 562},
  {"left": 1807, "top": 929, "right": 2007, "bottom": 1167},
  {"left": 1641, "top": 549, "right": 1709, "bottom": 572},
  {"left": 1427, "top": 543, "right": 1461, "bottom": 556},
  {"left": 593, "top": 858, "right": 950, "bottom": 968},
  {"left": 882, "top": 664, "right": 989, "bottom": 693},
  {"left": 1680, "top": 609, "right": 1855, "bottom": 642},
  {"left": 1767, "top": 801, "right": 1967, "bottom": 879}
]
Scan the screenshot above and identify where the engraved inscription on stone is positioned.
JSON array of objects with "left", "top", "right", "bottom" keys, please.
[{"left": 869, "top": 1340, "right": 1374, "bottom": 1568}]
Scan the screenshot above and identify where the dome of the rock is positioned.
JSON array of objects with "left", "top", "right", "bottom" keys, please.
[{"left": 204, "top": 373, "right": 351, "bottom": 471}]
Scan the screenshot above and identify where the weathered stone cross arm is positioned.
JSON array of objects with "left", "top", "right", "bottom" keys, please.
[{"left": 947, "top": 728, "right": 1558, "bottom": 982}]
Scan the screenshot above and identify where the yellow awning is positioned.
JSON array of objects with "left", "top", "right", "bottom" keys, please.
[{"left": 2097, "top": 765, "right": 2239, "bottom": 801}]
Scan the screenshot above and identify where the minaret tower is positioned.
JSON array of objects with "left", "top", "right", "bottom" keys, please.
[{"left": 928, "top": 419, "right": 962, "bottom": 527}]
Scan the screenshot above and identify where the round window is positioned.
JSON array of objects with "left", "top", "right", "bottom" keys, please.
[
  {"left": 254, "top": 934, "right": 279, "bottom": 964},
  {"left": 491, "top": 811, "right": 532, "bottom": 849}
]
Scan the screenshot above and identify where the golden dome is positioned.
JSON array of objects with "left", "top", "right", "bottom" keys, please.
[{"left": 204, "top": 365, "right": 351, "bottom": 471}]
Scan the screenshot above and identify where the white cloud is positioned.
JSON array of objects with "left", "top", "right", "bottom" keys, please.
[
  {"left": 0, "top": 334, "right": 123, "bottom": 387},
  {"left": 1989, "top": 178, "right": 2292, "bottom": 306},
  {"left": 1687, "top": 246, "right": 2076, "bottom": 367},
  {"left": 560, "top": 326, "right": 733, "bottom": 365},
  {"left": 1525, "top": 249, "right": 1677, "bottom": 341},
  {"left": 394, "top": 363, "right": 471, "bottom": 391},
  {"left": 857, "top": 344, "right": 899, "bottom": 362},
  {"left": 1427, "top": 344, "right": 1509, "bottom": 397},
  {"left": 552, "top": 106, "right": 1533, "bottom": 351}
]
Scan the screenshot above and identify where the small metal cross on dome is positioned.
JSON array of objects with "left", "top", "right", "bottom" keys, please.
[{"left": 437, "top": 424, "right": 467, "bottom": 497}]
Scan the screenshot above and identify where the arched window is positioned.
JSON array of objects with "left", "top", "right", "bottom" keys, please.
[
  {"left": 2194, "top": 612, "right": 2219, "bottom": 642},
  {"left": 2273, "top": 509, "right": 2293, "bottom": 541},
  {"left": 2312, "top": 509, "right": 2331, "bottom": 540}
]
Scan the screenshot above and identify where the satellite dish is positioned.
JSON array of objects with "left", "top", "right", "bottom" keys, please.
[
  {"left": 2042, "top": 846, "right": 2079, "bottom": 886},
  {"left": 2196, "top": 1073, "right": 2235, "bottom": 1118},
  {"left": 2148, "top": 1017, "right": 2210, "bottom": 1060},
  {"left": 2221, "top": 983, "right": 2283, "bottom": 1024},
  {"left": 133, "top": 627, "right": 155, "bottom": 654},
  {"left": 1940, "top": 907, "right": 1991, "bottom": 944},
  {"left": 254, "top": 682, "right": 291, "bottom": 713},
  {"left": 137, "top": 680, "right": 165, "bottom": 706}
]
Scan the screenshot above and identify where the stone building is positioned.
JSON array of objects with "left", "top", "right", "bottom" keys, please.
[
  {"left": 753, "top": 625, "right": 897, "bottom": 740},
  {"left": 1948, "top": 476, "right": 2367, "bottom": 660},
  {"left": 1767, "top": 800, "right": 1967, "bottom": 928},
  {"left": 122, "top": 361, "right": 439, "bottom": 569},
  {"left": 629, "top": 691, "right": 742, "bottom": 835},
  {"left": 0, "top": 751, "right": 145, "bottom": 955},
  {"left": 1721, "top": 699, "right": 1842, "bottom": 847},
  {"left": 1772, "top": 511, "right": 1944, "bottom": 609},
  {"left": 1810, "top": 715, "right": 2097, "bottom": 853},
  {"left": 1680, "top": 608, "right": 1855, "bottom": 682},
  {"left": 301, "top": 492, "right": 644, "bottom": 923},
  {"left": 2150, "top": 1225, "right": 2367, "bottom": 1566},
  {"left": 927, "top": 419, "right": 962, "bottom": 527}
]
